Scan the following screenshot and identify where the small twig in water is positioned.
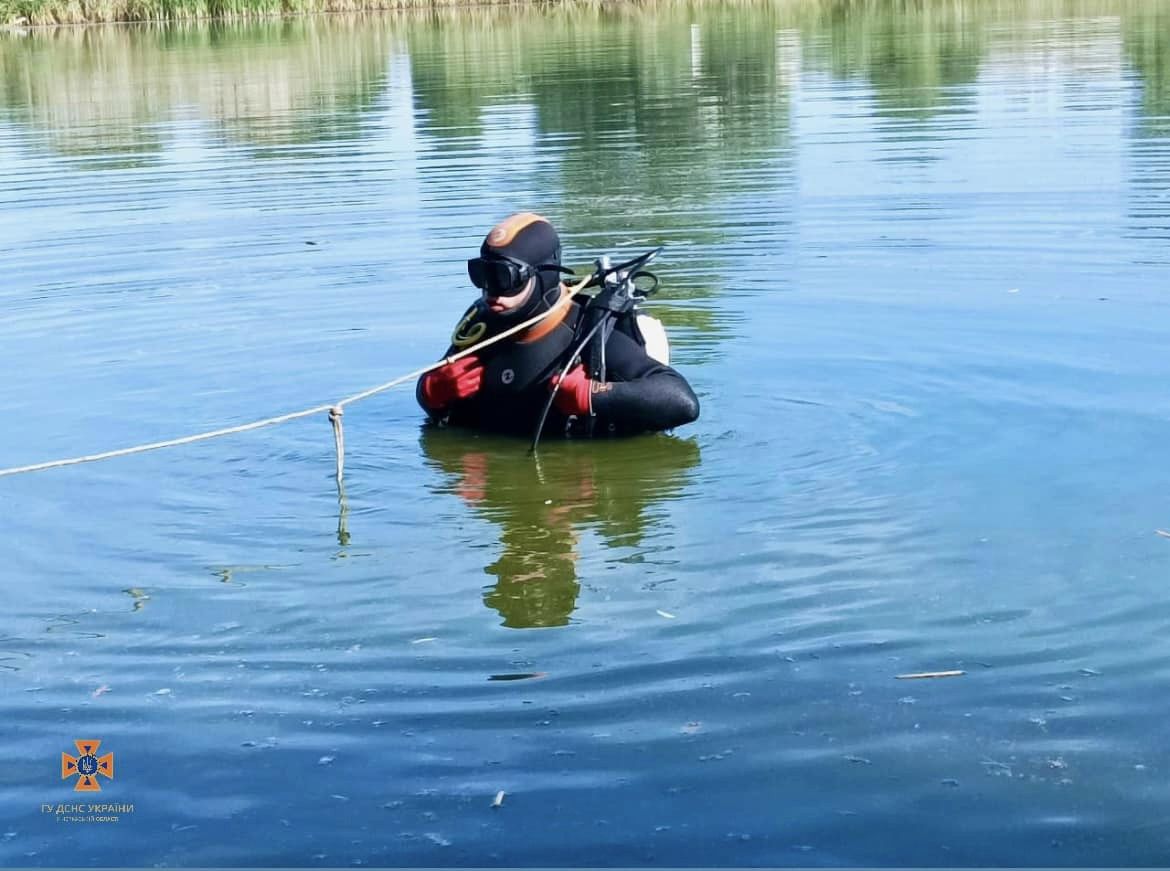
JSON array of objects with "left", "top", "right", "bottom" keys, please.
[{"left": 896, "top": 670, "right": 965, "bottom": 680}]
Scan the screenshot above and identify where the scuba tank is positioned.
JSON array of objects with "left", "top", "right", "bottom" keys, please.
[{"left": 636, "top": 313, "right": 670, "bottom": 366}]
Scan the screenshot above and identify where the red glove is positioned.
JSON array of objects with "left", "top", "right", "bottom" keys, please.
[
  {"left": 550, "top": 365, "right": 593, "bottom": 417},
  {"left": 421, "top": 356, "right": 483, "bottom": 410}
]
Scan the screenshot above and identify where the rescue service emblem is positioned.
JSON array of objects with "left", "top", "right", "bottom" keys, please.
[{"left": 61, "top": 740, "right": 114, "bottom": 792}]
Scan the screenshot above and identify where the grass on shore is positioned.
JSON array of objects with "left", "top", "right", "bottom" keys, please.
[
  {"left": 1, "top": 0, "right": 529, "bottom": 27},
  {"left": 2, "top": 0, "right": 1157, "bottom": 33}
]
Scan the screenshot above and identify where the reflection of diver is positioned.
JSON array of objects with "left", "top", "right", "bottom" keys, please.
[{"left": 420, "top": 428, "right": 700, "bottom": 629}]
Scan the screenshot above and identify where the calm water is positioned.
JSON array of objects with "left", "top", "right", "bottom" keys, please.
[{"left": 2, "top": 1, "right": 1170, "bottom": 865}]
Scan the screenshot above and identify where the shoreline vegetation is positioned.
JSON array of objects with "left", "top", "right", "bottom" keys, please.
[
  {"left": 1, "top": 0, "right": 473, "bottom": 26},
  {"left": 5, "top": 0, "right": 718, "bottom": 26},
  {"left": 2, "top": 0, "right": 1159, "bottom": 27},
  {"left": 1, "top": 0, "right": 552, "bottom": 27}
]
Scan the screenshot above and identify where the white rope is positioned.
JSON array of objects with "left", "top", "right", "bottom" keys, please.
[
  {"left": 329, "top": 406, "right": 345, "bottom": 482},
  {"left": 0, "top": 279, "right": 585, "bottom": 479}
]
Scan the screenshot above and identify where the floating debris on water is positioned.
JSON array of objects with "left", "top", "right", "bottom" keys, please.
[
  {"left": 844, "top": 755, "right": 871, "bottom": 765},
  {"left": 984, "top": 766, "right": 1014, "bottom": 779},
  {"left": 123, "top": 588, "right": 151, "bottom": 611},
  {"left": 896, "top": 670, "right": 965, "bottom": 680},
  {"left": 1079, "top": 668, "right": 1102, "bottom": 677},
  {"left": 491, "top": 791, "right": 505, "bottom": 809},
  {"left": 487, "top": 673, "right": 546, "bottom": 682},
  {"left": 318, "top": 755, "right": 336, "bottom": 765},
  {"left": 656, "top": 610, "right": 676, "bottom": 620},
  {"left": 699, "top": 749, "right": 734, "bottom": 761},
  {"left": 1155, "top": 529, "right": 1170, "bottom": 539},
  {"left": 91, "top": 685, "right": 111, "bottom": 699},
  {"left": 411, "top": 638, "right": 436, "bottom": 645}
]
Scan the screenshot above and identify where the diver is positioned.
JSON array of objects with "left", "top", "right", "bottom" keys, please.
[{"left": 415, "top": 213, "right": 700, "bottom": 438}]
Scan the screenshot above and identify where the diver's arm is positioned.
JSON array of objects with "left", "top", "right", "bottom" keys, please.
[
  {"left": 417, "top": 353, "right": 483, "bottom": 421},
  {"left": 588, "top": 331, "right": 700, "bottom": 432},
  {"left": 416, "top": 374, "right": 445, "bottom": 419}
]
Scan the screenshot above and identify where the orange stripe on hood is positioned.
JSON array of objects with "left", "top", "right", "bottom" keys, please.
[{"left": 485, "top": 212, "right": 547, "bottom": 249}]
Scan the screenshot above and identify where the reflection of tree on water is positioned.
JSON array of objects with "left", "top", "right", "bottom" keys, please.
[
  {"left": 1122, "top": 3, "right": 1170, "bottom": 252},
  {"left": 798, "top": 0, "right": 983, "bottom": 170},
  {"left": 0, "top": 17, "right": 396, "bottom": 165},
  {"left": 1124, "top": 3, "right": 1170, "bottom": 138},
  {"left": 420, "top": 427, "right": 699, "bottom": 629},
  {"left": 3, "top": 1, "right": 1167, "bottom": 242},
  {"left": 808, "top": 0, "right": 983, "bottom": 120}
]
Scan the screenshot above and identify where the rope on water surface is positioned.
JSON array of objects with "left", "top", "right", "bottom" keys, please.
[{"left": 0, "top": 278, "right": 586, "bottom": 480}]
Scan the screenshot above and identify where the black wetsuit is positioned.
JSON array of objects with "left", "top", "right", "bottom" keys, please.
[{"left": 417, "top": 298, "right": 699, "bottom": 437}]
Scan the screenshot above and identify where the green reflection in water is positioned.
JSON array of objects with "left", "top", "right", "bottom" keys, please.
[
  {"left": 1123, "top": 2, "right": 1170, "bottom": 137},
  {"left": 3, "top": 1, "right": 1170, "bottom": 155},
  {"left": 420, "top": 427, "right": 700, "bottom": 629},
  {"left": 0, "top": 16, "right": 397, "bottom": 164},
  {"left": 406, "top": 6, "right": 795, "bottom": 224},
  {"left": 2, "top": 1, "right": 1168, "bottom": 327},
  {"left": 806, "top": 0, "right": 984, "bottom": 123}
]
